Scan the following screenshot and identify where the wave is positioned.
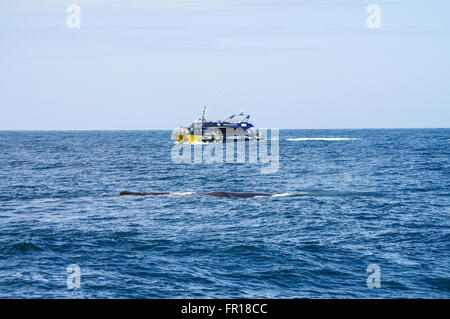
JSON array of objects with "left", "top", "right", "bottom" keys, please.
[
  {"left": 297, "top": 190, "right": 380, "bottom": 197},
  {"left": 271, "top": 191, "right": 378, "bottom": 197},
  {"left": 8, "top": 242, "right": 44, "bottom": 253},
  {"left": 286, "top": 137, "right": 361, "bottom": 141}
]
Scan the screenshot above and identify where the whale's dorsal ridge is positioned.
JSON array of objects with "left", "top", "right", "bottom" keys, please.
[{"left": 119, "top": 191, "right": 272, "bottom": 198}]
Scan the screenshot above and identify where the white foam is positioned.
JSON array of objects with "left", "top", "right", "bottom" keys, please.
[
  {"left": 272, "top": 192, "right": 308, "bottom": 197},
  {"left": 100, "top": 193, "right": 115, "bottom": 197},
  {"left": 286, "top": 137, "right": 361, "bottom": 141},
  {"left": 171, "top": 192, "right": 196, "bottom": 196}
]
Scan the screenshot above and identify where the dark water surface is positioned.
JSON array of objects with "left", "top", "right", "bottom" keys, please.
[{"left": 0, "top": 129, "right": 448, "bottom": 298}]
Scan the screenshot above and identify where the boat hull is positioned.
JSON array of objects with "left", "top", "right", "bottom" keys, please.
[
  {"left": 173, "top": 134, "right": 220, "bottom": 144},
  {"left": 173, "top": 133, "right": 261, "bottom": 144}
]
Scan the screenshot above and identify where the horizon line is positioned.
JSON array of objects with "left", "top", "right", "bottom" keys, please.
[{"left": 0, "top": 127, "right": 449, "bottom": 132}]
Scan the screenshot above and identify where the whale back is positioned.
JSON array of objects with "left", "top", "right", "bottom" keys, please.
[
  {"left": 119, "top": 191, "right": 170, "bottom": 196},
  {"left": 119, "top": 191, "right": 271, "bottom": 198}
]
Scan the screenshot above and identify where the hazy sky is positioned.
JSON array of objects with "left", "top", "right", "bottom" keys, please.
[{"left": 1, "top": 0, "right": 449, "bottom": 129}]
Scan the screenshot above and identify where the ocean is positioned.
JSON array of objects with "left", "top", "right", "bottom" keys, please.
[{"left": 0, "top": 129, "right": 448, "bottom": 298}]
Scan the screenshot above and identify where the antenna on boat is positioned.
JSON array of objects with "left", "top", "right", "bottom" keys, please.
[
  {"left": 201, "top": 105, "right": 208, "bottom": 122},
  {"left": 203, "top": 89, "right": 221, "bottom": 122}
]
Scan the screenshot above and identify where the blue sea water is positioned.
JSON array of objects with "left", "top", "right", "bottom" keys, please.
[{"left": 0, "top": 129, "right": 448, "bottom": 298}]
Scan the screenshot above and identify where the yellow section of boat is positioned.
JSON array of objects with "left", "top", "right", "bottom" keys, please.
[{"left": 173, "top": 133, "right": 220, "bottom": 144}]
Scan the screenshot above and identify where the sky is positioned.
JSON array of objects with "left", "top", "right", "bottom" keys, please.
[{"left": 0, "top": 0, "right": 449, "bottom": 130}]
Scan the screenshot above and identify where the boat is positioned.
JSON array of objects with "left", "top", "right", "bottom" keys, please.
[{"left": 173, "top": 106, "right": 261, "bottom": 144}]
